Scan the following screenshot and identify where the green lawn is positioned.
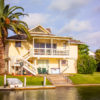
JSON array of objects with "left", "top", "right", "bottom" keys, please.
[
  {"left": 0, "top": 75, "right": 51, "bottom": 86},
  {"left": 69, "top": 72, "right": 100, "bottom": 84}
]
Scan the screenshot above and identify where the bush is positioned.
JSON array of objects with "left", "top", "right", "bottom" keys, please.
[{"left": 78, "top": 55, "right": 97, "bottom": 74}]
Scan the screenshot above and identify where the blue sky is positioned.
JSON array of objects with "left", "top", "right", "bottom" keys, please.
[{"left": 6, "top": 0, "right": 100, "bottom": 51}]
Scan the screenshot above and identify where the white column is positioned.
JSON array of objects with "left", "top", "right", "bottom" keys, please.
[
  {"left": 24, "top": 77, "right": 26, "bottom": 87},
  {"left": 59, "top": 59, "right": 62, "bottom": 73},
  {"left": 43, "top": 76, "right": 46, "bottom": 86},
  {"left": 68, "top": 40, "right": 70, "bottom": 56},
  {"left": 45, "top": 42, "right": 46, "bottom": 55},
  {"left": 4, "top": 74, "right": 6, "bottom": 87},
  {"left": 51, "top": 39, "right": 53, "bottom": 55},
  {"left": 8, "top": 60, "right": 11, "bottom": 74},
  {"left": 34, "top": 59, "right": 37, "bottom": 74},
  {"left": 33, "top": 38, "right": 34, "bottom": 55}
]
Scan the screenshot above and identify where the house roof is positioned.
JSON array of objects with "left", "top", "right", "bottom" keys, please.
[
  {"left": 7, "top": 25, "right": 83, "bottom": 44},
  {"left": 29, "top": 25, "right": 51, "bottom": 34},
  {"left": 7, "top": 34, "right": 27, "bottom": 41},
  {"left": 69, "top": 39, "right": 83, "bottom": 44}
]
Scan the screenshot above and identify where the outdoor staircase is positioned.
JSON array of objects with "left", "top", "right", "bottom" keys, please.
[
  {"left": 14, "top": 49, "right": 36, "bottom": 75},
  {"left": 47, "top": 75, "right": 72, "bottom": 86}
]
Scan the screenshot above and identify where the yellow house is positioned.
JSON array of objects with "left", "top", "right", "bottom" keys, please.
[{"left": 5, "top": 25, "right": 82, "bottom": 75}]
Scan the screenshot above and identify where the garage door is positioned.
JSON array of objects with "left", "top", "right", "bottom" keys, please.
[{"left": 51, "top": 68, "right": 60, "bottom": 74}]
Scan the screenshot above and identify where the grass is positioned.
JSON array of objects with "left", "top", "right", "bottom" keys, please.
[
  {"left": 0, "top": 75, "right": 51, "bottom": 86},
  {"left": 69, "top": 72, "right": 100, "bottom": 84}
]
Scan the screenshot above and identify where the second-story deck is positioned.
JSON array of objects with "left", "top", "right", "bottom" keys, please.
[
  {"left": 30, "top": 37, "right": 70, "bottom": 58},
  {"left": 34, "top": 48, "right": 69, "bottom": 56}
]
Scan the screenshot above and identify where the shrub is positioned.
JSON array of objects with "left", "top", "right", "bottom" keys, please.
[{"left": 78, "top": 55, "right": 97, "bottom": 74}]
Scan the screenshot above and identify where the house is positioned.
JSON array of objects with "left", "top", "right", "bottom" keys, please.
[{"left": 5, "top": 25, "right": 82, "bottom": 75}]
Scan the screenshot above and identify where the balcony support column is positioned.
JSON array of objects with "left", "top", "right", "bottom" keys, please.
[
  {"left": 59, "top": 59, "right": 62, "bottom": 73},
  {"left": 8, "top": 60, "right": 11, "bottom": 74},
  {"left": 34, "top": 59, "right": 37, "bottom": 74},
  {"left": 68, "top": 40, "right": 70, "bottom": 56},
  {"left": 51, "top": 39, "right": 53, "bottom": 55}
]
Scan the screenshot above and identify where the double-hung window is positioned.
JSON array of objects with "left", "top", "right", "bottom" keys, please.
[{"left": 15, "top": 41, "right": 21, "bottom": 47}]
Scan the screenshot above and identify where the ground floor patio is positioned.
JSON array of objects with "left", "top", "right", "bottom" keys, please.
[{"left": 8, "top": 57, "right": 77, "bottom": 75}]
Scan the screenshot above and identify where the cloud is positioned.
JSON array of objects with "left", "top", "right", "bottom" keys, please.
[
  {"left": 78, "top": 31, "right": 100, "bottom": 51},
  {"left": 49, "top": 0, "right": 91, "bottom": 17},
  {"left": 50, "top": 0, "right": 90, "bottom": 11},
  {"left": 59, "top": 19, "right": 92, "bottom": 34},
  {"left": 22, "top": 13, "right": 50, "bottom": 28}
]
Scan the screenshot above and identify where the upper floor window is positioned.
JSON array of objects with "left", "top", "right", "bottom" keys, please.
[
  {"left": 53, "top": 44, "right": 57, "bottom": 49},
  {"left": 46, "top": 43, "right": 51, "bottom": 48},
  {"left": 34, "top": 43, "right": 57, "bottom": 49},
  {"left": 15, "top": 41, "right": 21, "bottom": 47},
  {"left": 35, "top": 43, "right": 45, "bottom": 48},
  {"left": 63, "top": 43, "right": 66, "bottom": 49}
]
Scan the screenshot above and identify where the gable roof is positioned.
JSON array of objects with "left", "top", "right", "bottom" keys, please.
[{"left": 29, "top": 25, "right": 50, "bottom": 34}]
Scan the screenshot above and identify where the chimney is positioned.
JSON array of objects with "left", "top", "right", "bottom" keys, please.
[{"left": 46, "top": 28, "right": 51, "bottom": 33}]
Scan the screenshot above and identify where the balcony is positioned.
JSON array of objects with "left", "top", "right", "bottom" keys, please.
[
  {"left": 32, "top": 38, "right": 70, "bottom": 58},
  {"left": 32, "top": 48, "right": 69, "bottom": 58}
]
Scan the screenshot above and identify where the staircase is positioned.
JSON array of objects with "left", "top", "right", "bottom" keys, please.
[
  {"left": 14, "top": 49, "right": 36, "bottom": 75},
  {"left": 47, "top": 75, "right": 72, "bottom": 86}
]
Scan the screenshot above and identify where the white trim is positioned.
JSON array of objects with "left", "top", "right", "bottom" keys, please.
[{"left": 8, "top": 60, "right": 11, "bottom": 74}]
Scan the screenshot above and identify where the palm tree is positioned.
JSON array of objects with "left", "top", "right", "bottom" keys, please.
[{"left": 0, "top": 0, "right": 30, "bottom": 74}]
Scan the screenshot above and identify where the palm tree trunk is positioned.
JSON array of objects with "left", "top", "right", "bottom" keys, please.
[{"left": 0, "top": 37, "right": 5, "bottom": 74}]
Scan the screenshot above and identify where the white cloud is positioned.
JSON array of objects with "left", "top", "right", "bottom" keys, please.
[
  {"left": 22, "top": 13, "right": 50, "bottom": 28},
  {"left": 59, "top": 19, "right": 92, "bottom": 34},
  {"left": 49, "top": 0, "right": 90, "bottom": 12},
  {"left": 77, "top": 31, "right": 100, "bottom": 51}
]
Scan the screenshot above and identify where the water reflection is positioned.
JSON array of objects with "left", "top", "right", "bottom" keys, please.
[{"left": 0, "top": 86, "right": 100, "bottom": 100}]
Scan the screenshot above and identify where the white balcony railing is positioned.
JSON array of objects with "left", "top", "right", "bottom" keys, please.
[{"left": 33, "top": 48, "right": 69, "bottom": 56}]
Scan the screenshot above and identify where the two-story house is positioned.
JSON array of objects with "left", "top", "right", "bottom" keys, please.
[{"left": 5, "top": 25, "right": 82, "bottom": 75}]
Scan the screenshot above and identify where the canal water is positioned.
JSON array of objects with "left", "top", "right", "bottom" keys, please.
[{"left": 0, "top": 86, "right": 100, "bottom": 100}]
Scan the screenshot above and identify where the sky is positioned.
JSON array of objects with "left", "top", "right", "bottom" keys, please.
[{"left": 5, "top": 0, "right": 100, "bottom": 51}]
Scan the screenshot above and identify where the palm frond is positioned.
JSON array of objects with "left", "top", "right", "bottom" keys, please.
[
  {"left": 9, "top": 23, "right": 18, "bottom": 34},
  {"left": 16, "top": 23, "right": 31, "bottom": 39},
  {"left": 18, "top": 20, "right": 28, "bottom": 28},
  {"left": 9, "top": 12, "right": 28, "bottom": 19},
  {"left": 3, "top": 5, "right": 9, "bottom": 16},
  {"left": 8, "top": 6, "right": 24, "bottom": 15}
]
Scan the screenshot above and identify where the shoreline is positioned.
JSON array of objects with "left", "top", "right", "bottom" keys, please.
[
  {"left": 1, "top": 84, "right": 100, "bottom": 91},
  {"left": 0, "top": 85, "right": 56, "bottom": 91}
]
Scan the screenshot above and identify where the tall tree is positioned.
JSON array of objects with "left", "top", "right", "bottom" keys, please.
[
  {"left": 78, "top": 44, "right": 89, "bottom": 57},
  {"left": 95, "top": 49, "right": 100, "bottom": 71},
  {"left": 0, "top": 0, "right": 30, "bottom": 74},
  {"left": 78, "top": 44, "right": 97, "bottom": 74}
]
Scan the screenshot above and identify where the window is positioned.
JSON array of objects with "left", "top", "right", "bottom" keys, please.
[
  {"left": 40, "top": 43, "right": 45, "bottom": 48},
  {"left": 63, "top": 43, "right": 66, "bottom": 49},
  {"left": 46, "top": 44, "right": 51, "bottom": 48},
  {"left": 15, "top": 41, "right": 21, "bottom": 47},
  {"left": 53, "top": 44, "right": 57, "bottom": 49},
  {"left": 34, "top": 43, "right": 39, "bottom": 48},
  {"left": 61, "top": 60, "right": 68, "bottom": 66},
  {"left": 35, "top": 43, "right": 45, "bottom": 48}
]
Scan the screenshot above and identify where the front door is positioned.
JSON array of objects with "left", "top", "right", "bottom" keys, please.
[{"left": 37, "top": 60, "right": 49, "bottom": 74}]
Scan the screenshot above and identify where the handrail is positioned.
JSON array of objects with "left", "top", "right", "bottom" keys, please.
[{"left": 32, "top": 48, "right": 69, "bottom": 56}]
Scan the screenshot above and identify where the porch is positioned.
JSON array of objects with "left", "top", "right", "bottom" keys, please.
[{"left": 31, "top": 38, "right": 70, "bottom": 57}]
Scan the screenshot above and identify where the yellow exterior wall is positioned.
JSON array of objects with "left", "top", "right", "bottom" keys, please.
[
  {"left": 69, "top": 44, "right": 78, "bottom": 59},
  {"left": 7, "top": 38, "right": 78, "bottom": 74},
  {"left": 8, "top": 41, "right": 33, "bottom": 57}
]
